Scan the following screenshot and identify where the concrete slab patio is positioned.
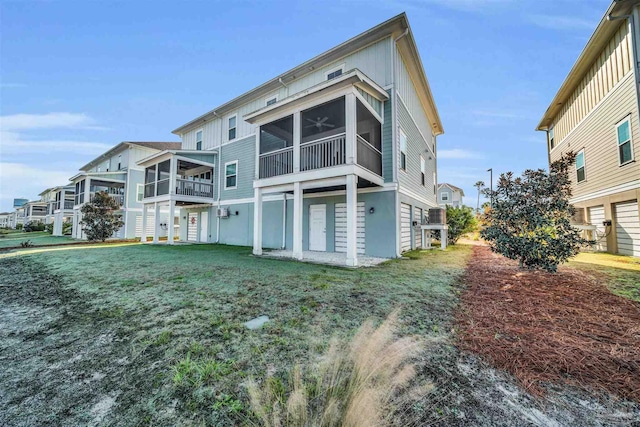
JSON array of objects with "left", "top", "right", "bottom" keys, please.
[{"left": 261, "top": 250, "right": 390, "bottom": 267}]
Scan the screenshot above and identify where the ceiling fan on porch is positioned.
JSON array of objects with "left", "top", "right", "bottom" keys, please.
[{"left": 305, "top": 117, "right": 335, "bottom": 130}]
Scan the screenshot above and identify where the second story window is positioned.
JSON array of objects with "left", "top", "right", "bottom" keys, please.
[
  {"left": 117, "top": 154, "right": 122, "bottom": 170},
  {"left": 420, "top": 156, "right": 426, "bottom": 186},
  {"left": 576, "top": 150, "right": 586, "bottom": 183},
  {"left": 617, "top": 117, "right": 633, "bottom": 165},
  {"left": 137, "top": 184, "right": 144, "bottom": 202},
  {"left": 441, "top": 192, "right": 449, "bottom": 201},
  {"left": 549, "top": 127, "right": 555, "bottom": 150},
  {"left": 225, "top": 161, "right": 238, "bottom": 189},
  {"left": 228, "top": 116, "right": 237, "bottom": 141},
  {"left": 196, "top": 130, "right": 203, "bottom": 150},
  {"left": 399, "top": 129, "right": 407, "bottom": 171}
]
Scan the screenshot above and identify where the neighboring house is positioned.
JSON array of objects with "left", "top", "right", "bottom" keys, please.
[
  {"left": 537, "top": 0, "right": 640, "bottom": 257},
  {"left": 70, "top": 141, "right": 181, "bottom": 240},
  {"left": 0, "top": 212, "right": 10, "bottom": 228},
  {"left": 7, "top": 212, "right": 17, "bottom": 229},
  {"left": 139, "top": 13, "right": 444, "bottom": 265},
  {"left": 40, "top": 185, "right": 76, "bottom": 235},
  {"left": 437, "top": 183, "right": 464, "bottom": 207},
  {"left": 14, "top": 206, "right": 26, "bottom": 228},
  {"left": 23, "top": 200, "right": 48, "bottom": 225}
]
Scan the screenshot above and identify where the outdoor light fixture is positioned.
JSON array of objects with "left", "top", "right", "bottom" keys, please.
[{"left": 369, "top": 207, "right": 375, "bottom": 214}]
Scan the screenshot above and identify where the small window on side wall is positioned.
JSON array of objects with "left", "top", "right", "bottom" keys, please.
[
  {"left": 441, "top": 192, "right": 449, "bottom": 201},
  {"left": 399, "top": 129, "right": 407, "bottom": 171},
  {"left": 617, "top": 117, "right": 633, "bottom": 165},
  {"left": 137, "top": 184, "right": 144, "bottom": 202},
  {"left": 225, "top": 161, "right": 237, "bottom": 189},
  {"left": 196, "top": 130, "right": 203, "bottom": 150},
  {"left": 228, "top": 116, "right": 237, "bottom": 141},
  {"left": 420, "top": 156, "right": 426, "bottom": 186},
  {"left": 576, "top": 150, "right": 585, "bottom": 183},
  {"left": 549, "top": 127, "right": 555, "bottom": 150}
]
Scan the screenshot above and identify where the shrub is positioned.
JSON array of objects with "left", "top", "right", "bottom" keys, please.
[
  {"left": 20, "top": 240, "right": 33, "bottom": 248},
  {"left": 45, "top": 223, "right": 54, "bottom": 234},
  {"left": 62, "top": 221, "right": 73, "bottom": 235},
  {"left": 445, "top": 205, "right": 477, "bottom": 245},
  {"left": 23, "top": 221, "right": 45, "bottom": 232},
  {"left": 246, "top": 311, "right": 422, "bottom": 427},
  {"left": 80, "top": 191, "right": 124, "bottom": 241},
  {"left": 16, "top": 223, "right": 23, "bottom": 230},
  {"left": 481, "top": 152, "right": 591, "bottom": 272}
]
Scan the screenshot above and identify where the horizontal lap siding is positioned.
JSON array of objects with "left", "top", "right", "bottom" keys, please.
[
  {"left": 615, "top": 200, "right": 640, "bottom": 256},
  {"left": 220, "top": 135, "right": 256, "bottom": 200},
  {"left": 550, "top": 74, "right": 640, "bottom": 199}
]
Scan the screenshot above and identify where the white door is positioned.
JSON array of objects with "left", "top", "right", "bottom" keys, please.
[
  {"left": 615, "top": 200, "right": 640, "bottom": 256},
  {"left": 588, "top": 206, "right": 607, "bottom": 252},
  {"left": 309, "top": 204, "right": 327, "bottom": 252},
  {"left": 401, "top": 203, "right": 411, "bottom": 252},
  {"left": 414, "top": 207, "right": 423, "bottom": 249},
  {"left": 187, "top": 212, "right": 198, "bottom": 242},
  {"left": 335, "top": 202, "right": 365, "bottom": 254},
  {"left": 200, "top": 211, "right": 208, "bottom": 242}
]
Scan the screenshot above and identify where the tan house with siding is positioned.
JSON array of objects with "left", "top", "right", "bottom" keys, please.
[{"left": 537, "top": 0, "right": 640, "bottom": 257}]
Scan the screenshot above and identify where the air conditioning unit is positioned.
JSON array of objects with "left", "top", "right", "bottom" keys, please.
[
  {"left": 571, "top": 208, "right": 586, "bottom": 225},
  {"left": 428, "top": 208, "right": 446, "bottom": 225},
  {"left": 216, "top": 208, "right": 229, "bottom": 218}
]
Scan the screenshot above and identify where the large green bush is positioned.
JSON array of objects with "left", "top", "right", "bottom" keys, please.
[
  {"left": 80, "top": 191, "right": 124, "bottom": 241},
  {"left": 445, "top": 205, "right": 477, "bottom": 244}
]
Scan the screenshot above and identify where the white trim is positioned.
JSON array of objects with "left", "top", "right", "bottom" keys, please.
[
  {"left": 353, "top": 90, "right": 383, "bottom": 123},
  {"left": 440, "top": 191, "right": 449, "bottom": 201},
  {"left": 220, "top": 132, "right": 257, "bottom": 147},
  {"left": 195, "top": 128, "right": 204, "bottom": 150},
  {"left": 326, "top": 63, "right": 345, "bottom": 80},
  {"left": 616, "top": 114, "right": 635, "bottom": 166},
  {"left": 227, "top": 114, "right": 238, "bottom": 142},
  {"left": 224, "top": 160, "right": 238, "bottom": 190},
  {"left": 399, "top": 186, "right": 438, "bottom": 208},
  {"left": 396, "top": 93, "right": 436, "bottom": 158},
  {"left": 569, "top": 179, "right": 640, "bottom": 203},
  {"left": 551, "top": 70, "right": 634, "bottom": 152},
  {"left": 136, "top": 183, "right": 144, "bottom": 203}
]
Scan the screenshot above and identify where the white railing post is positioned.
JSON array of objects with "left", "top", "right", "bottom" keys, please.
[
  {"left": 345, "top": 93, "right": 357, "bottom": 165},
  {"left": 293, "top": 112, "right": 301, "bottom": 173}
]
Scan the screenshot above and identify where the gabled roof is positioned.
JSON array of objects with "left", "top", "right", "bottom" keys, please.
[
  {"left": 536, "top": 1, "right": 639, "bottom": 130},
  {"left": 79, "top": 141, "right": 181, "bottom": 171},
  {"left": 438, "top": 183, "right": 465, "bottom": 196},
  {"left": 172, "top": 13, "right": 443, "bottom": 136}
]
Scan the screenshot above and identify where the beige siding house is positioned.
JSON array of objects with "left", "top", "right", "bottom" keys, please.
[{"left": 537, "top": 0, "right": 640, "bottom": 257}]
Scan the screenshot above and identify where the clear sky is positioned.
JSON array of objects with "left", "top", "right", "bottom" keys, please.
[{"left": 0, "top": 0, "right": 608, "bottom": 212}]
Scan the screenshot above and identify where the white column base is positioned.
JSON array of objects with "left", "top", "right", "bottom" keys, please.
[{"left": 345, "top": 174, "right": 358, "bottom": 267}]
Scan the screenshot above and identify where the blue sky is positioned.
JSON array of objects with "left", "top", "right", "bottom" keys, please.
[{"left": 0, "top": 0, "right": 607, "bottom": 211}]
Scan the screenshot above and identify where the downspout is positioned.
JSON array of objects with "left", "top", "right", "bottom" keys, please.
[
  {"left": 214, "top": 111, "right": 223, "bottom": 243},
  {"left": 282, "top": 193, "right": 287, "bottom": 249},
  {"left": 392, "top": 28, "right": 408, "bottom": 257}
]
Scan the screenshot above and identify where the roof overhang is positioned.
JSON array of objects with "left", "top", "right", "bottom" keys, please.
[
  {"left": 536, "top": 1, "right": 639, "bottom": 131},
  {"left": 69, "top": 170, "right": 128, "bottom": 182},
  {"left": 137, "top": 149, "right": 218, "bottom": 167}
]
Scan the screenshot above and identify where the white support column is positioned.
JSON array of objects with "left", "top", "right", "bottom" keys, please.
[
  {"left": 141, "top": 204, "right": 148, "bottom": 243},
  {"left": 292, "top": 181, "right": 303, "bottom": 260},
  {"left": 253, "top": 188, "right": 263, "bottom": 255},
  {"left": 85, "top": 177, "right": 91, "bottom": 204},
  {"left": 346, "top": 174, "right": 358, "bottom": 267},
  {"left": 167, "top": 200, "right": 176, "bottom": 245},
  {"left": 293, "top": 112, "right": 301, "bottom": 173},
  {"left": 170, "top": 157, "right": 178, "bottom": 196},
  {"left": 441, "top": 226, "right": 448, "bottom": 250},
  {"left": 345, "top": 92, "right": 357, "bottom": 165},
  {"left": 153, "top": 202, "right": 160, "bottom": 243}
]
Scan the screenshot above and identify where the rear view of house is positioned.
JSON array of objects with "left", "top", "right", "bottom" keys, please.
[
  {"left": 139, "top": 13, "right": 444, "bottom": 265},
  {"left": 537, "top": 0, "right": 640, "bottom": 257},
  {"left": 437, "top": 183, "right": 464, "bottom": 207}
]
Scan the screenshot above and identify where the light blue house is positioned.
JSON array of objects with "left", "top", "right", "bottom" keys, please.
[
  {"left": 139, "top": 13, "right": 444, "bottom": 266},
  {"left": 437, "top": 183, "right": 464, "bottom": 208}
]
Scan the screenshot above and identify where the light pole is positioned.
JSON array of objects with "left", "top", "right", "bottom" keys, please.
[{"left": 487, "top": 168, "right": 493, "bottom": 209}]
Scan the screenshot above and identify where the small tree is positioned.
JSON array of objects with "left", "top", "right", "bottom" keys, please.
[
  {"left": 474, "top": 181, "right": 485, "bottom": 213},
  {"left": 480, "top": 152, "right": 591, "bottom": 272},
  {"left": 80, "top": 191, "right": 124, "bottom": 241},
  {"left": 445, "top": 205, "right": 478, "bottom": 244}
]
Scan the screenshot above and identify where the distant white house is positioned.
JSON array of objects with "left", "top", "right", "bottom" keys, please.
[{"left": 437, "top": 183, "right": 464, "bottom": 207}]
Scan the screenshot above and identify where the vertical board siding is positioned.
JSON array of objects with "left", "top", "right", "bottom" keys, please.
[
  {"left": 395, "top": 50, "right": 433, "bottom": 148},
  {"left": 397, "top": 97, "right": 436, "bottom": 205},
  {"left": 588, "top": 206, "right": 608, "bottom": 252},
  {"left": 219, "top": 135, "right": 256, "bottom": 200},
  {"left": 356, "top": 87, "right": 383, "bottom": 115},
  {"left": 550, "top": 74, "right": 640, "bottom": 199},
  {"left": 551, "top": 23, "right": 632, "bottom": 144}
]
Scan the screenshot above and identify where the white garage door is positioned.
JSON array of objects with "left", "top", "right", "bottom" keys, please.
[
  {"left": 187, "top": 212, "right": 198, "bottom": 242},
  {"left": 615, "top": 200, "right": 640, "bottom": 256},
  {"left": 588, "top": 206, "right": 607, "bottom": 252},
  {"left": 414, "top": 207, "right": 423, "bottom": 249},
  {"left": 401, "top": 203, "right": 411, "bottom": 252},
  {"left": 135, "top": 213, "right": 156, "bottom": 238},
  {"left": 335, "top": 202, "right": 365, "bottom": 254}
]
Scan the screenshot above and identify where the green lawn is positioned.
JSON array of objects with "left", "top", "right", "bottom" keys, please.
[
  {"left": 570, "top": 251, "right": 640, "bottom": 302},
  {"left": 0, "top": 231, "right": 74, "bottom": 248},
  {"left": 0, "top": 244, "right": 472, "bottom": 426}
]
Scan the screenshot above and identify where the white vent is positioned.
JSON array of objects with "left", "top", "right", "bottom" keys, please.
[{"left": 217, "top": 208, "right": 229, "bottom": 218}]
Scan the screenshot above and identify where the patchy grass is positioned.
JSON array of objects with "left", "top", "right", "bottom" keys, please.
[
  {"left": 0, "top": 231, "right": 74, "bottom": 248},
  {"left": 570, "top": 252, "right": 640, "bottom": 302},
  {"left": 0, "top": 243, "right": 472, "bottom": 426}
]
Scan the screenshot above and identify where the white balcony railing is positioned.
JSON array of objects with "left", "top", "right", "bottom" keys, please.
[
  {"left": 300, "top": 133, "right": 346, "bottom": 172},
  {"left": 176, "top": 179, "right": 214, "bottom": 198},
  {"left": 89, "top": 192, "right": 124, "bottom": 206},
  {"left": 259, "top": 147, "right": 293, "bottom": 179}
]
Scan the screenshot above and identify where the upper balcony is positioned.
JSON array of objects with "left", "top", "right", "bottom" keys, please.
[
  {"left": 246, "top": 70, "right": 387, "bottom": 189},
  {"left": 139, "top": 151, "right": 216, "bottom": 204}
]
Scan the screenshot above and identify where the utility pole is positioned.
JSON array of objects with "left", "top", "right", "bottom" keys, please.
[{"left": 487, "top": 168, "right": 493, "bottom": 209}]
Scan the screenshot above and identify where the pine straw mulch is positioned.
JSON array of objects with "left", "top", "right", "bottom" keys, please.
[{"left": 455, "top": 246, "right": 640, "bottom": 402}]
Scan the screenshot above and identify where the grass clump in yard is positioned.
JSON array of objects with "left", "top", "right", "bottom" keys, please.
[{"left": 247, "top": 310, "right": 424, "bottom": 427}]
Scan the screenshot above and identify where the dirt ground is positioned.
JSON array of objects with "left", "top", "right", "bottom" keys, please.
[{"left": 1, "top": 245, "right": 639, "bottom": 426}]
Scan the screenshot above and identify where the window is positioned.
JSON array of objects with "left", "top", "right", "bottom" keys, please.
[
  {"left": 617, "top": 118, "right": 633, "bottom": 165},
  {"left": 137, "top": 184, "right": 144, "bottom": 202},
  {"left": 196, "top": 130, "right": 203, "bottom": 150},
  {"left": 326, "top": 64, "right": 344, "bottom": 80},
  {"left": 228, "top": 116, "right": 237, "bottom": 141},
  {"left": 117, "top": 154, "right": 122, "bottom": 171},
  {"left": 420, "top": 156, "right": 426, "bottom": 186},
  {"left": 266, "top": 97, "right": 277, "bottom": 106},
  {"left": 576, "top": 150, "right": 586, "bottom": 183},
  {"left": 225, "top": 161, "right": 238, "bottom": 189},
  {"left": 441, "top": 192, "right": 449, "bottom": 201},
  {"left": 549, "top": 127, "right": 555, "bottom": 150},
  {"left": 433, "top": 172, "right": 436, "bottom": 194},
  {"left": 399, "top": 129, "right": 407, "bottom": 171}
]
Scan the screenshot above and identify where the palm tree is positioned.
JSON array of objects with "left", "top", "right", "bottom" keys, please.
[{"left": 474, "top": 181, "right": 485, "bottom": 213}]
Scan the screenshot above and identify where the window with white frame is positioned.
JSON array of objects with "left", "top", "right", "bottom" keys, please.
[
  {"left": 399, "top": 129, "right": 407, "bottom": 171},
  {"left": 420, "top": 156, "right": 426, "bottom": 186},
  {"left": 576, "top": 150, "right": 586, "bottom": 183},
  {"left": 225, "top": 161, "right": 238, "bottom": 189},
  {"left": 228, "top": 116, "right": 237, "bottom": 141},
  {"left": 549, "top": 126, "right": 555, "bottom": 150},
  {"left": 617, "top": 117, "right": 634, "bottom": 165},
  {"left": 441, "top": 192, "right": 449, "bottom": 201},
  {"left": 136, "top": 184, "right": 144, "bottom": 202},
  {"left": 196, "top": 130, "right": 203, "bottom": 150},
  {"left": 326, "top": 65, "right": 344, "bottom": 80}
]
